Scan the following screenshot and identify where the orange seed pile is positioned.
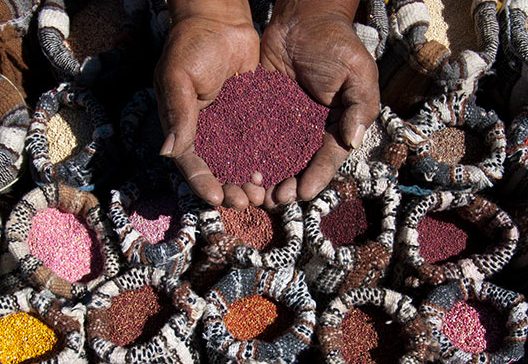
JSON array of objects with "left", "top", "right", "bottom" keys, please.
[{"left": 224, "top": 295, "right": 279, "bottom": 340}]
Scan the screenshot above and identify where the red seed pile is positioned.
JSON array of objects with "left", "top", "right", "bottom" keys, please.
[
  {"left": 218, "top": 206, "right": 284, "bottom": 251},
  {"left": 442, "top": 301, "right": 506, "bottom": 354},
  {"left": 129, "top": 194, "right": 182, "bottom": 244},
  {"left": 106, "top": 285, "right": 161, "bottom": 346},
  {"left": 341, "top": 306, "right": 404, "bottom": 364},
  {"left": 195, "top": 65, "right": 328, "bottom": 188},
  {"left": 321, "top": 197, "right": 377, "bottom": 247},
  {"left": 418, "top": 212, "right": 480, "bottom": 264}
]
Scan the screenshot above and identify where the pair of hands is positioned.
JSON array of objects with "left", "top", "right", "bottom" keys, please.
[{"left": 155, "top": 0, "right": 379, "bottom": 209}]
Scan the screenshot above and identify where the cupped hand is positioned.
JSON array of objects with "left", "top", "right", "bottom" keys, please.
[
  {"left": 260, "top": 0, "right": 380, "bottom": 208},
  {"left": 155, "top": 0, "right": 263, "bottom": 209}
]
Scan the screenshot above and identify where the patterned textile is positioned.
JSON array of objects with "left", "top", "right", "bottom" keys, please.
[
  {"left": 381, "top": 91, "right": 506, "bottom": 192},
  {"left": 0, "top": 287, "right": 88, "bottom": 363},
  {"left": 5, "top": 183, "right": 121, "bottom": 299},
  {"left": 203, "top": 267, "right": 316, "bottom": 364},
  {"left": 420, "top": 279, "right": 528, "bottom": 363},
  {"left": 195, "top": 202, "right": 303, "bottom": 285},
  {"left": 86, "top": 266, "right": 204, "bottom": 364},
  {"left": 0, "top": 74, "right": 29, "bottom": 193},
  {"left": 318, "top": 287, "right": 437, "bottom": 364},
  {"left": 303, "top": 162, "right": 400, "bottom": 295},
  {"left": 109, "top": 178, "right": 198, "bottom": 278},
  {"left": 398, "top": 191, "right": 518, "bottom": 287},
  {"left": 25, "top": 83, "right": 114, "bottom": 191}
]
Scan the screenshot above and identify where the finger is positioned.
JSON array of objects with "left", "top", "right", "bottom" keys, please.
[
  {"left": 273, "top": 177, "right": 297, "bottom": 205},
  {"left": 223, "top": 184, "right": 250, "bottom": 210},
  {"left": 340, "top": 55, "right": 380, "bottom": 149},
  {"left": 242, "top": 182, "right": 266, "bottom": 206},
  {"left": 251, "top": 171, "right": 264, "bottom": 186},
  {"left": 174, "top": 152, "right": 223, "bottom": 206},
  {"left": 297, "top": 128, "right": 350, "bottom": 201},
  {"left": 263, "top": 185, "right": 278, "bottom": 210},
  {"left": 154, "top": 63, "right": 199, "bottom": 157}
]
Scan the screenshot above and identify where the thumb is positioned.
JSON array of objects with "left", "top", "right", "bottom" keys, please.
[
  {"left": 155, "top": 69, "right": 199, "bottom": 157},
  {"left": 339, "top": 64, "right": 380, "bottom": 149}
]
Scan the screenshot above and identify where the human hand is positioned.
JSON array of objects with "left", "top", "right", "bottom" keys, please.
[
  {"left": 155, "top": 0, "right": 263, "bottom": 209},
  {"left": 260, "top": 0, "right": 380, "bottom": 208}
]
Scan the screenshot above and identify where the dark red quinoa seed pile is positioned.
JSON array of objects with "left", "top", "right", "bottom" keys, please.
[
  {"left": 195, "top": 65, "right": 329, "bottom": 188},
  {"left": 321, "top": 197, "right": 378, "bottom": 247},
  {"left": 418, "top": 212, "right": 480, "bottom": 264}
]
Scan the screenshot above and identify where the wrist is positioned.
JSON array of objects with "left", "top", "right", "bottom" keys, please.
[
  {"left": 273, "top": 0, "right": 359, "bottom": 23},
  {"left": 168, "top": 0, "right": 252, "bottom": 24}
]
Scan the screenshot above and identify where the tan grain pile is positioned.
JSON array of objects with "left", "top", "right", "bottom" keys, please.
[
  {"left": 424, "top": 0, "right": 478, "bottom": 57},
  {"left": 46, "top": 109, "right": 93, "bottom": 164}
]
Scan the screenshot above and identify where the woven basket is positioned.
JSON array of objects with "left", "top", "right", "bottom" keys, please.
[
  {"left": 0, "top": 74, "right": 29, "bottom": 194},
  {"left": 398, "top": 190, "right": 518, "bottom": 287},
  {"left": 5, "top": 183, "right": 121, "bottom": 299},
  {"left": 303, "top": 162, "right": 400, "bottom": 295},
  {"left": 0, "top": 287, "right": 87, "bottom": 363},
  {"left": 25, "top": 83, "right": 114, "bottom": 191},
  {"left": 86, "top": 266, "right": 204, "bottom": 364},
  {"left": 420, "top": 278, "right": 528, "bottom": 363},
  {"left": 109, "top": 176, "right": 199, "bottom": 278},
  {"left": 318, "top": 287, "right": 437, "bottom": 363},
  {"left": 203, "top": 267, "right": 316, "bottom": 364}
]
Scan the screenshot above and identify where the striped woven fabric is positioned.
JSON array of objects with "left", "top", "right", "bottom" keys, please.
[
  {"left": 0, "top": 74, "right": 29, "bottom": 194},
  {"left": 5, "top": 183, "right": 121, "bottom": 300}
]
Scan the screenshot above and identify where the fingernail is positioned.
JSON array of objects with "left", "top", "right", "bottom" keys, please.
[
  {"left": 350, "top": 124, "right": 366, "bottom": 149},
  {"left": 160, "top": 133, "right": 175, "bottom": 157}
]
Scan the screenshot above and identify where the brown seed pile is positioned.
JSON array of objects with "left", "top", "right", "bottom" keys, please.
[
  {"left": 430, "top": 127, "right": 482, "bottom": 165},
  {"left": 195, "top": 65, "right": 328, "bottom": 188},
  {"left": 106, "top": 285, "right": 161, "bottom": 346},
  {"left": 46, "top": 108, "right": 93, "bottom": 164},
  {"left": 424, "top": 0, "right": 478, "bottom": 56},
  {"left": 69, "top": 0, "right": 126, "bottom": 61},
  {"left": 224, "top": 295, "right": 280, "bottom": 341},
  {"left": 218, "top": 206, "right": 284, "bottom": 251},
  {"left": 321, "top": 197, "right": 378, "bottom": 247},
  {"left": 341, "top": 306, "right": 404, "bottom": 364}
]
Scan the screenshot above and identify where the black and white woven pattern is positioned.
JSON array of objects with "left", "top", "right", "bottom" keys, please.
[
  {"left": 318, "top": 287, "right": 437, "bottom": 364},
  {"left": 5, "top": 183, "right": 121, "bottom": 300},
  {"left": 25, "top": 83, "right": 114, "bottom": 191},
  {"left": 203, "top": 267, "right": 316, "bottom": 364},
  {"left": 420, "top": 278, "right": 528, "bottom": 363},
  {"left": 303, "top": 161, "right": 400, "bottom": 295},
  {"left": 398, "top": 190, "right": 519, "bottom": 287},
  {"left": 109, "top": 177, "right": 199, "bottom": 278},
  {"left": 86, "top": 266, "right": 204, "bottom": 364}
]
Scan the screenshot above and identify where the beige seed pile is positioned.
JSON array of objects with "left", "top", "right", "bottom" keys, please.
[
  {"left": 424, "top": 0, "right": 478, "bottom": 57},
  {"left": 46, "top": 108, "right": 93, "bottom": 164}
]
